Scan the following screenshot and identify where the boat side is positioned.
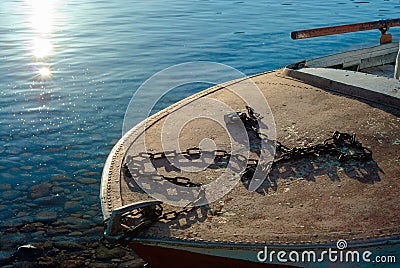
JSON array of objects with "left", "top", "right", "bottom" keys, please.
[{"left": 129, "top": 238, "right": 400, "bottom": 268}]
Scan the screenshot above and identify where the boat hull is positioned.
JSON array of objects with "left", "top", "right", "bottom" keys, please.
[
  {"left": 130, "top": 242, "right": 296, "bottom": 268},
  {"left": 129, "top": 239, "right": 400, "bottom": 268}
]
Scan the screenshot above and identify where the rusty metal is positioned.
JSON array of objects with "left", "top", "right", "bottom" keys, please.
[
  {"left": 102, "top": 190, "right": 205, "bottom": 247},
  {"left": 291, "top": 18, "right": 400, "bottom": 43},
  {"left": 243, "top": 131, "right": 372, "bottom": 182},
  {"left": 380, "top": 32, "right": 392, "bottom": 44},
  {"left": 107, "top": 129, "right": 373, "bottom": 247},
  {"left": 276, "top": 131, "right": 372, "bottom": 163},
  {"left": 104, "top": 106, "right": 374, "bottom": 248},
  {"left": 102, "top": 200, "right": 163, "bottom": 246}
]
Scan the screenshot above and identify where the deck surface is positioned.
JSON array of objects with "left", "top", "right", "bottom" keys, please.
[{"left": 101, "top": 68, "right": 400, "bottom": 245}]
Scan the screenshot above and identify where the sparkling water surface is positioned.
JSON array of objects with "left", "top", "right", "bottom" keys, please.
[{"left": 0, "top": 0, "right": 399, "bottom": 266}]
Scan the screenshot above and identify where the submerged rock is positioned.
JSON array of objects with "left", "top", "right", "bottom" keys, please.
[
  {"left": 32, "top": 195, "right": 65, "bottom": 206},
  {"left": 50, "top": 174, "right": 70, "bottom": 181},
  {"left": 37, "top": 256, "right": 55, "bottom": 267},
  {"left": 30, "top": 182, "right": 52, "bottom": 199},
  {"left": 20, "top": 222, "right": 45, "bottom": 233},
  {"left": 53, "top": 241, "right": 86, "bottom": 251},
  {"left": 35, "top": 211, "right": 58, "bottom": 222},
  {"left": 30, "top": 231, "right": 46, "bottom": 239},
  {"left": 63, "top": 201, "right": 81, "bottom": 213},
  {"left": 0, "top": 184, "right": 12, "bottom": 191},
  {"left": 78, "top": 177, "right": 97, "bottom": 184},
  {"left": 95, "top": 245, "right": 125, "bottom": 260},
  {"left": 0, "top": 250, "right": 15, "bottom": 266},
  {"left": 46, "top": 227, "right": 70, "bottom": 236},
  {"left": 1, "top": 190, "right": 21, "bottom": 201},
  {"left": 50, "top": 186, "right": 64, "bottom": 194},
  {"left": 82, "top": 226, "right": 103, "bottom": 237},
  {"left": 1, "top": 234, "right": 29, "bottom": 250}
]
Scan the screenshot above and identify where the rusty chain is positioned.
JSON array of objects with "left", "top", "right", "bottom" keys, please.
[
  {"left": 274, "top": 131, "right": 372, "bottom": 164},
  {"left": 104, "top": 106, "right": 373, "bottom": 246}
]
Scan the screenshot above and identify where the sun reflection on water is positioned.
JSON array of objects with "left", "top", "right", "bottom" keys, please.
[
  {"left": 32, "top": 38, "right": 53, "bottom": 59},
  {"left": 39, "top": 67, "right": 52, "bottom": 79},
  {"left": 28, "top": 0, "right": 58, "bottom": 34},
  {"left": 25, "top": 0, "right": 63, "bottom": 81}
]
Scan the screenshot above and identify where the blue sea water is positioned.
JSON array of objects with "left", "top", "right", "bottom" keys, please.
[{"left": 0, "top": 0, "right": 400, "bottom": 265}]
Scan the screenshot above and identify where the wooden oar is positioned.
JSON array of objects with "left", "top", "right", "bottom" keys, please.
[{"left": 291, "top": 18, "right": 400, "bottom": 44}]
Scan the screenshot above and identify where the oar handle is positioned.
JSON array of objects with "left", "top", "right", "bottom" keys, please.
[{"left": 291, "top": 18, "right": 400, "bottom": 40}]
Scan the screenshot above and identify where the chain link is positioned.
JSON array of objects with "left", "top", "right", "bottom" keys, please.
[
  {"left": 274, "top": 130, "right": 372, "bottom": 164},
  {"left": 104, "top": 106, "right": 373, "bottom": 246}
]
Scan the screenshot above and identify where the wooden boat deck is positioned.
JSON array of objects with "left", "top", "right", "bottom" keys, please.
[{"left": 101, "top": 68, "right": 400, "bottom": 246}]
